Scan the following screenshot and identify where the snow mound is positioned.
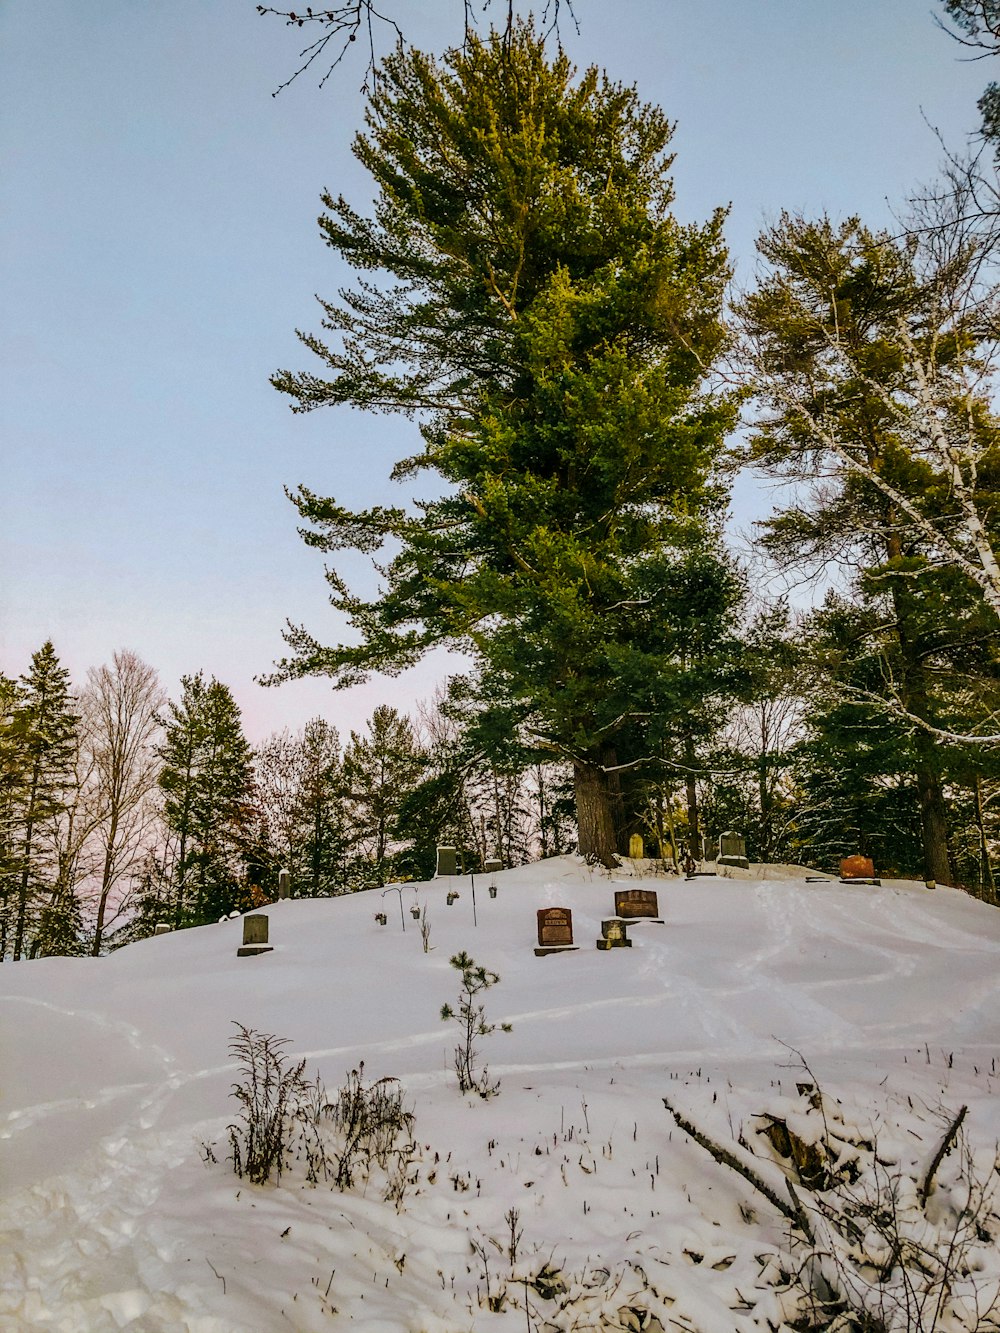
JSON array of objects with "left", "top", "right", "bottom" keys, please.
[{"left": 4, "top": 858, "right": 1000, "bottom": 1331}]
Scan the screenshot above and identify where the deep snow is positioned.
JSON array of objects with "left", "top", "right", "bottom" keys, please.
[{"left": 3, "top": 857, "right": 1000, "bottom": 1331}]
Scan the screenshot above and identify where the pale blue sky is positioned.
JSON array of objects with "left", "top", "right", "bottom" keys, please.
[{"left": 1, "top": 1, "right": 987, "bottom": 739}]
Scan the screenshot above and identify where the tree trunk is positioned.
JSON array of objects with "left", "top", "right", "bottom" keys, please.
[
  {"left": 574, "top": 760, "right": 620, "bottom": 868},
  {"left": 975, "top": 773, "right": 995, "bottom": 900},
  {"left": 683, "top": 733, "right": 700, "bottom": 855},
  {"left": 915, "top": 758, "right": 953, "bottom": 886}
]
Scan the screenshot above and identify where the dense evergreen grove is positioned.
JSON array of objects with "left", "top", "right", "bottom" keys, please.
[{"left": 7, "top": 10, "right": 1000, "bottom": 955}]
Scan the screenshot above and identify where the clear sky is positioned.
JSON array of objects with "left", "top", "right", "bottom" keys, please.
[{"left": 1, "top": 0, "right": 987, "bottom": 742}]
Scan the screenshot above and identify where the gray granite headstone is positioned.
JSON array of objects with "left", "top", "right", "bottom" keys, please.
[
  {"left": 154, "top": 923, "right": 171, "bottom": 936},
  {"left": 436, "top": 846, "right": 459, "bottom": 876},
  {"left": 238, "top": 913, "right": 273, "bottom": 957},
  {"left": 718, "top": 831, "right": 749, "bottom": 868}
]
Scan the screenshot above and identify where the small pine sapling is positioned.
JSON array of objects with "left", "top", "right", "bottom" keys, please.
[{"left": 440, "top": 951, "right": 512, "bottom": 1099}]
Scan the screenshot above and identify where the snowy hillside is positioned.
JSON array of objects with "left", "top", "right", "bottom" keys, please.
[{"left": 4, "top": 858, "right": 1000, "bottom": 1331}]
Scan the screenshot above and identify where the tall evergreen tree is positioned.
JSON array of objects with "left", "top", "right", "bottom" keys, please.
[
  {"left": 342, "top": 705, "right": 423, "bottom": 885},
  {"left": 251, "top": 718, "right": 348, "bottom": 897},
  {"left": 3, "top": 643, "right": 78, "bottom": 960},
  {"left": 738, "top": 213, "right": 1000, "bottom": 883},
  {"left": 267, "top": 23, "right": 733, "bottom": 864},
  {"left": 158, "top": 672, "right": 253, "bottom": 926}
]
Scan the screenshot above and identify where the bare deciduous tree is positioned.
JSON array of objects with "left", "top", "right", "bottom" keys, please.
[{"left": 83, "top": 651, "right": 166, "bottom": 954}]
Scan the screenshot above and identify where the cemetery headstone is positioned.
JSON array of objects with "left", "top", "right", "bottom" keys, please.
[
  {"left": 278, "top": 868, "right": 290, "bottom": 899},
  {"left": 154, "top": 923, "right": 171, "bottom": 935},
  {"left": 237, "top": 913, "right": 273, "bottom": 957},
  {"left": 628, "top": 833, "right": 644, "bottom": 859},
  {"left": 436, "top": 846, "right": 459, "bottom": 876},
  {"left": 613, "top": 888, "right": 660, "bottom": 920},
  {"left": 597, "top": 918, "right": 632, "bottom": 950},
  {"left": 718, "top": 831, "right": 750, "bottom": 869},
  {"left": 484, "top": 858, "right": 503, "bottom": 874},
  {"left": 840, "top": 854, "right": 874, "bottom": 878},
  {"left": 535, "top": 907, "right": 578, "bottom": 956},
  {"left": 839, "top": 855, "right": 878, "bottom": 884},
  {"left": 703, "top": 836, "right": 719, "bottom": 861}
]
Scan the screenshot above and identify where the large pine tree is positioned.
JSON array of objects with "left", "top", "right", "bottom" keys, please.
[
  {"left": 268, "top": 23, "right": 733, "bottom": 864},
  {"left": 158, "top": 672, "right": 253, "bottom": 926},
  {"left": 738, "top": 213, "right": 1000, "bottom": 884},
  {"left": 3, "top": 643, "right": 78, "bottom": 960}
]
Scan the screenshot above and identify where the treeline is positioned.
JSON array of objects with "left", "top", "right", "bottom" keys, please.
[
  {"left": 3, "top": 610, "right": 1000, "bottom": 960},
  {"left": 0, "top": 644, "right": 577, "bottom": 959}
]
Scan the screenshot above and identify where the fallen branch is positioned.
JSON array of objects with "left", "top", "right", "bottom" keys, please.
[
  {"left": 919, "top": 1104, "right": 968, "bottom": 1207},
  {"left": 663, "top": 1096, "right": 814, "bottom": 1243}
]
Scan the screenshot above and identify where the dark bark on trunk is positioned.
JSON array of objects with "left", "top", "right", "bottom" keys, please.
[
  {"left": 574, "top": 756, "right": 621, "bottom": 868},
  {"left": 975, "top": 774, "right": 995, "bottom": 899},
  {"left": 886, "top": 537, "right": 955, "bottom": 888},
  {"left": 683, "top": 734, "right": 700, "bottom": 855},
  {"left": 915, "top": 758, "right": 953, "bottom": 885}
]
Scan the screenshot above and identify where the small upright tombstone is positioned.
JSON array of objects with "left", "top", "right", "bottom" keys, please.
[
  {"left": 614, "top": 888, "right": 661, "bottom": 921},
  {"left": 278, "top": 868, "right": 291, "bottom": 900},
  {"left": 154, "top": 923, "right": 171, "bottom": 936},
  {"left": 597, "top": 918, "right": 632, "bottom": 951},
  {"left": 484, "top": 858, "right": 503, "bottom": 874},
  {"left": 238, "top": 913, "right": 273, "bottom": 958},
  {"left": 436, "top": 846, "right": 459, "bottom": 877},
  {"left": 535, "top": 907, "right": 578, "bottom": 957},
  {"left": 718, "top": 831, "right": 749, "bottom": 870},
  {"left": 840, "top": 855, "right": 879, "bottom": 884},
  {"left": 703, "top": 836, "right": 719, "bottom": 862},
  {"left": 628, "top": 833, "right": 644, "bottom": 860}
]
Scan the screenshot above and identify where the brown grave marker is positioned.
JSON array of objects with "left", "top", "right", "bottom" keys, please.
[
  {"left": 840, "top": 855, "right": 875, "bottom": 879},
  {"left": 535, "top": 907, "right": 578, "bottom": 956},
  {"left": 614, "top": 888, "right": 660, "bottom": 920}
]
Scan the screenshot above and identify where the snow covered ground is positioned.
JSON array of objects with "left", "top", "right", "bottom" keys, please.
[{"left": 3, "top": 858, "right": 1000, "bottom": 1332}]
